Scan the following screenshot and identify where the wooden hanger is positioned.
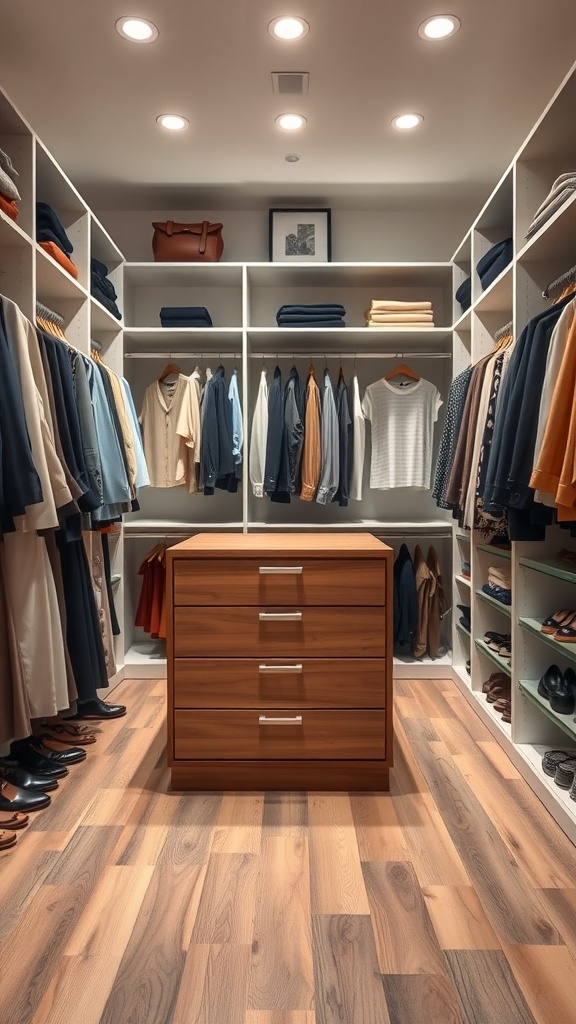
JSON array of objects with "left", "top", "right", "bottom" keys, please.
[
  {"left": 384, "top": 362, "right": 420, "bottom": 382},
  {"left": 159, "top": 361, "right": 181, "bottom": 383}
]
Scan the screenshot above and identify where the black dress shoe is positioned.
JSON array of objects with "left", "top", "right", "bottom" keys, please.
[
  {"left": 537, "top": 664, "right": 563, "bottom": 701},
  {"left": 0, "top": 779, "right": 51, "bottom": 812},
  {"left": 26, "top": 738, "right": 86, "bottom": 766},
  {"left": 550, "top": 671, "right": 576, "bottom": 715},
  {"left": 0, "top": 759, "right": 59, "bottom": 792},
  {"left": 9, "top": 740, "right": 68, "bottom": 779},
  {"left": 69, "top": 697, "right": 126, "bottom": 720}
]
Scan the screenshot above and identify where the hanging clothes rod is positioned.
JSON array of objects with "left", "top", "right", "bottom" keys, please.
[
  {"left": 124, "top": 352, "right": 240, "bottom": 359},
  {"left": 249, "top": 352, "right": 451, "bottom": 360}
]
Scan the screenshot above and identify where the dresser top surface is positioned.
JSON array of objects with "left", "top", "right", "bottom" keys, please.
[{"left": 167, "top": 533, "right": 391, "bottom": 559}]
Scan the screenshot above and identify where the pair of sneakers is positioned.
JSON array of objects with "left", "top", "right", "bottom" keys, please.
[{"left": 542, "top": 749, "right": 576, "bottom": 794}]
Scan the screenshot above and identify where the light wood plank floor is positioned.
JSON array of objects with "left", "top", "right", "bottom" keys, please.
[{"left": 1, "top": 677, "right": 576, "bottom": 1024}]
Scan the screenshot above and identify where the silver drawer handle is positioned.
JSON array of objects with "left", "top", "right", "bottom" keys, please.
[
  {"left": 259, "top": 611, "right": 302, "bottom": 621},
  {"left": 259, "top": 715, "right": 303, "bottom": 725},
  {"left": 259, "top": 566, "right": 303, "bottom": 574},
  {"left": 259, "top": 663, "right": 303, "bottom": 673}
]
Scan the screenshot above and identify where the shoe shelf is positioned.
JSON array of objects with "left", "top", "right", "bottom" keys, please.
[
  {"left": 475, "top": 588, "right": 512, "bottom": 617},
  {"left": 470, "top": 688, "right": 512, "bottom": 738},
  {"left": 474, "top": 638, "right": 511, "bottom": 675},
  {"left": 475, "top": 543, "right": 511, "bottom": 561},
  {"left": 519, "top": 555, "right": 576, "bottom": 586},
  {"left": 455, "top": 530, "right": 471, "bottom": 542},
  {"left": 455, "top": 574, "right": 471, "bottom": 588},
  {"left": 456, "top": 622, "right": 471, "bottom": 639},
  {"left": 518, "top": 678, "right": 576, "bottom": 743},
  {"left": 519, "top": 616, "right": 576, "bottom": 665}
]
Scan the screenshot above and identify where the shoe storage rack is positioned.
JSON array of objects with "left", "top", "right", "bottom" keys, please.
[{"left": 450, "top": 59, "right": 576, "bottom": 842}]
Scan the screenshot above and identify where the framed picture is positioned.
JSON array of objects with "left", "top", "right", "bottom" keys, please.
[{"left": 268, "top": 208, "right": 332, "bottom": 263}]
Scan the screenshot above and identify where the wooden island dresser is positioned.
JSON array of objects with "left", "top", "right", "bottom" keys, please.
[{"left": 166, "top": 533, "right": 393, "bottom": 790}]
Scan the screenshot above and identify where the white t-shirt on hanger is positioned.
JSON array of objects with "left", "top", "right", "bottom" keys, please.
[{"left": 361, "top": 377, "right": 442, "bottom": 490}]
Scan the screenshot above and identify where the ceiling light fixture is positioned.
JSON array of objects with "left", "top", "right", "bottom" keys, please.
[
  {"left": 418, "top": 15, "right": 460, "bottom": 40},
  {"left": 276, "top": 113, "right": 306, "bottom": 131},
  {"left": 156, "top": 114, "right": 189, "bottom": 131},
  {"left": 392, "top": 112, "right": 424, "bottom": 131},
  {"left": 268, "top": 16, "right": 309, "bottom": 40},
  {"left": 285, "top": 153, "right": 300, "bottom": 162},
  {"left": 116, "top": 17, "right": 159, "bottom": 42}
]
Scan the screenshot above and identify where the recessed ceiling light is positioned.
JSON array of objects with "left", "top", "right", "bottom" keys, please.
[
  {"left": 276, "top": 113, "right": 306, "bottom": 131},
  {"left": 156, "top": 114, "right": 189, "bottom": 131},
  {"left": 116, "top": 17, "right": 158, "bottom": 42},
  {"left": 268, "top": 16, "right": 310, "bottom": 40},
  {"left": 392, "top": 112, "right": 424, "bottom": 131},
  {"left": 418, "top": 15, "right": 460, "bottom": 40},
  {"left": 285, "top": 153, "right": 300, "bottom": 162}
]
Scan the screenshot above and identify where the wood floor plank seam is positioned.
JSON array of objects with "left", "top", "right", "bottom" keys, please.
[{"left": 0, "top": 677, "right": 574, "bottom": 1024}]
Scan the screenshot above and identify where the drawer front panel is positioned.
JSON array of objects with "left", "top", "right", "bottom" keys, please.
[
  {"left": 173, "top": 559, "right": 385, "bottom": 607},
  {"left": 173, "top": 658, "right": 386, "bottom": 708},
  {"left": 174, "top": 606, "right": 386, "bottom": 658},
  {"left": 174, "top": 710, "right": 386, "bottom": 760}
]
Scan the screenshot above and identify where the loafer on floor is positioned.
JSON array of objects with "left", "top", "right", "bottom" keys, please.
[
  {"left": 0, "top": 830, "right": 17, "bottom": 850},
  {"left": 0, "top": 810, "right": 28, "bottom": 830},
  {"left": 9, "top": 741, "right": 68, "bottom": 779},
  {"left": 0, "top": 759, "right": 58, "bottom": 792},
  {"left": 0, "top": 779, "right": 51, "bottom": 812},
  {"left": 68, "top": 697, "right": 126, "bottom": 720},
  {"left": 27, "top": 738, "right": 86, "bottom": 765}
]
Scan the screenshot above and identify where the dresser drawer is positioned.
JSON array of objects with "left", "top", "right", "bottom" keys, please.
[
  {"left": 173, "top": 658, "right": 386, "bottom": 708},
  {"left": 173, "top": 606, "right": 386, "bottom": 658},
  {"left": 173, "top": 558, "right": 385, "bottom": 607},
  {"left": 174, "top": 710, "right": 386, "bottom": 760}
]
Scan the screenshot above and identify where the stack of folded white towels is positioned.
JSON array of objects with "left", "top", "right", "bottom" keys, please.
[{"left": 365, "top": 299, "right": 434, "bottom": 327}]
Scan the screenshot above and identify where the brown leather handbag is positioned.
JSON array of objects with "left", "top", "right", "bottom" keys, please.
[{"left": 152, "top": 220, "right": 224, "bottom": 262}]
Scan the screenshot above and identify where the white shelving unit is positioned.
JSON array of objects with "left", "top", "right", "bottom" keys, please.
[{"left": 448, "top": 58, "right": 576, "bottom": 842}]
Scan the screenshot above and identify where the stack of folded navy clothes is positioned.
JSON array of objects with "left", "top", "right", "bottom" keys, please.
[
  {"left": 91, "top": 258, "right": 122, "bottom": 320},
  {"left": 36, "top": 201, "right": 78, "bottom": 280},
  {"left": 276, "top": 303, "right": 346, "bottom": 327},
  {"left": 159, "top": 306, "right": 213, "bottom": 327},
  {"left": 476, "top": 237, "right": 513, "bottom": 291}
]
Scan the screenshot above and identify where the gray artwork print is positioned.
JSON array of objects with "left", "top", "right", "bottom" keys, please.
[{"left": 285, "top": 222, "right": 316, "bottom": 255}]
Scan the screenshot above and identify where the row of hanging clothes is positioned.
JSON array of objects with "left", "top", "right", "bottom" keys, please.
[
  {"left": 0, "top": 293, "right": 148, "bottom": 745},
  {"left": 249, "top": 358, "right": 442, "bottom": 505},
  {"left": 393, "top": 542, "right": 448, "bottom": 659},
  {"left": 433, "top": 264, "right": 576, "bottom": 540},
  {"left": 139, "top": 360, "right": 242, "bottom": 494}
]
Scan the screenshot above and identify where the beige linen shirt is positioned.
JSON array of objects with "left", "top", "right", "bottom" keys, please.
[{"left": 140, "top": 374, "right": 197, "bottom": 488}]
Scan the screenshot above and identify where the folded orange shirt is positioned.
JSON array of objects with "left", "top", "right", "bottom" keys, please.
[
  {"left": 0, "top": 193, "right": 19, "bottom": 221},
  {"left": 39, "top": 240, "right": 79, "bottom": 280}
]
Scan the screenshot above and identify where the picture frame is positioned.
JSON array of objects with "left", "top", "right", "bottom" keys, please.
[{"left": 268, "top": 207, "right": 332, "bottom": 263}]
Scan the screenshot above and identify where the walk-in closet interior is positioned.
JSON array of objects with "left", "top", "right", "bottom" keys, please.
[{"left": 2, "top": 3, "right": 576, "bottom": 1021}]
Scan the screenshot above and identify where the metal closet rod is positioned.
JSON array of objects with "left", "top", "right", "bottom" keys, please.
[
  {"left": 124, "top": 351, "right": 451, "bottom": 360},
  {"left": 250, "top": 352, "right": 451, "bottom": 360},
  {"left": 124, "top": 352, "right": 240, "bottom": 359}
]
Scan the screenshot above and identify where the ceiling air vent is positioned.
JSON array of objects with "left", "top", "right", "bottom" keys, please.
[{"left": 271, "top": 72, "right": 309, "bottom": 95}]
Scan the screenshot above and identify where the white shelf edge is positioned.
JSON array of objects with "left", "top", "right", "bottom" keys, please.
[
  {"left": 0, "top": 209, "right": 33, "bottom": 246},
  {"left": 471, "top": 263, "right": 513, "bottom": 314},
  {"left": 35, "top": 243, "right": 89, "bottom": 298},
  {"left": 455, "top": 574, "right": 471, "bottom": 587},
  {"left": 123, "top": 326, "right": 241, "bottom": 334},
  {"left": 515, "top": 190, "right": 576, "bottom": 262},
  {"left": 90, "top": 294, "right": 123, "bottom": 330},
  {"left": 452, "top": 309, "right": 471, "bottom": 331},
  {"left": 247, "top": 520, "right": 452, "bottom": 532}
]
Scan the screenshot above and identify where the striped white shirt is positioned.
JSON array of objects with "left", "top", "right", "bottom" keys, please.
[{"left": 361, "top": 377, "right": 442, "bottom": 490}]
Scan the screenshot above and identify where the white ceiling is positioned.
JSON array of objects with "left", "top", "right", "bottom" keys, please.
[{"left": 1, "top": 1, "right": 576, "bottom": 215}]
